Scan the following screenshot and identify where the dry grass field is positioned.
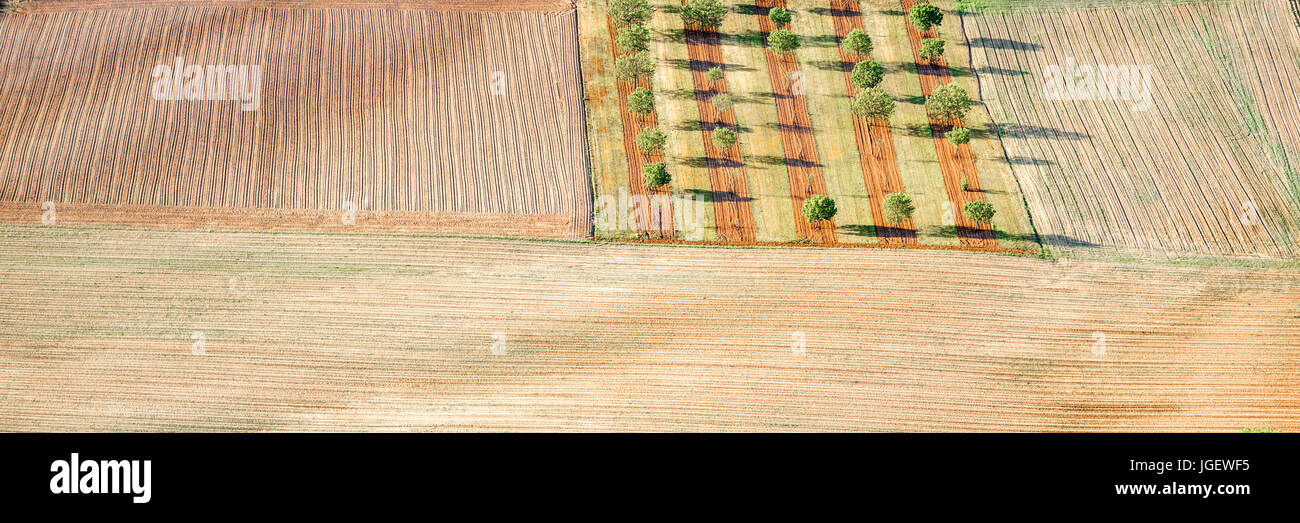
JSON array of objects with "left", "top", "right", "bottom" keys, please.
[
  {"left": 0, "top": 0, "right": 593, "bottom": 238},
  {"left": 964, "top": 0, "right": 1300, "bottom": 258},
  {"left": 1, "top": 225, "right": 1297, "bottom": 432}
]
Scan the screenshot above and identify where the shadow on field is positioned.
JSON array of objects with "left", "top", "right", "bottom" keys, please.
[
  {"left": 967, "top": 37, "right": 1042, "bottom": 51},
  {"left": 999, "top": 124, "right": 1089, "bottom": 140}
]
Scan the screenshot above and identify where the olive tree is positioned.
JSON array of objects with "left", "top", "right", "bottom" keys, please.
[
  {"left": 919, "top": 38, "right": 945, "bottom": 61},
  {"left": 610, "top": 0, "right": 653, "bottom": 27},
  {"left": 850, "top": 60, "right": 884, "bottom": 89},
  {"left": 851, "top": 87, "right": 896, "bottom": 120},
  {"left": 802, "top": 195, "right": 838, "bottom": 222},
  {"left": 909, "top": 3, "right": 943, "bottom": 32},
  {"left": 925, "top": 84, "right": 972, "bottom": 125},
  {"left": 768, "top": 6, "right": 792, "bottom": 28},
  {"left": 629, "top": 87, "right": 655, "bottom": 115},
  {"left": 617, "top": 24, "right": 651, "bottom": 53},
  {"left": 681, "top": 0, "right": 728, "bottom": 29},
  {"left": 711, "top": 126, "right": 738, "bottom": 150},
  {"left": 842, "top": 28, "right": 873, "bottom": 59},
  {"left": 767, "top": 29, "right": 799, "bottom": 54},
  {"left": 644, "top": 162, "right": 671, "bottom": 189},
  {"left": 883, "top": 193, "right": 915, "bottom": 225},
  {"left": 963, "top": 201, "right": 996, "bottom": 224},
  {"left": 636, "top": 127, "right": 667, "bottom": 152},
  {"left": 615, "top": 52, "right": 655, "bottom": 82},
  {"left": 947, "top": 126, "right": 971, "bottom": 146}
]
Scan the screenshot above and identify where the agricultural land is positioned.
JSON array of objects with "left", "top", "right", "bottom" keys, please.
[{"left": 0, "top": 0, "right": 1297, "bottom": 432}]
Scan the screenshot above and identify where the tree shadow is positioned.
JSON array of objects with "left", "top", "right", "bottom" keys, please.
[
  {"left": 973, "top": 66, "right": 1028, "bottom": 77},
  {"left": 966, "top": 37, "right": 1042, "bottom": 51},
  {"left": 1008, "top": 156, "right": 1053, "bottom": 167},
  {"left": 999, "top": 124, "right": 1089, "bottom": 140}
]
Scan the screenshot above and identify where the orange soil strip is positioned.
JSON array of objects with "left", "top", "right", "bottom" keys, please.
[
  {"left": 828, "top": 0, "right": 916, "bottom": 244},
  {"left": 754, "top": 0, "right": 835, "bottom": 244},
  {"left": 682, "top": 19, "right": 757, "bottom": 243},
  {"left": 0, "top": 202, "right": 577, "bottom": 238},
  {"left": 901, "top": 0, "right": 995, "bottom": 248},
  {"left": 607, "top": 15, "right": 674, "bottom": 237}
]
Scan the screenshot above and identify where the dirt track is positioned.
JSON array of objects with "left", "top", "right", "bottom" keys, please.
[
  {"left": 754, "top": 0, "right": 835, "bottom": 244},
  {"left": 1, "top": 226, "right": 1298, "bottom": 432},
  {"left": 682, "top": 21, "right": 757, "bottom": 243},
  {"left": 829, "top": 0, "right": 916, "bottom": 244},
  {"left": 901, "top": 0, "right": 995, "bottom": 247},
  {"left": 608, "top": 16, "right": 674, "bottom": 237}
]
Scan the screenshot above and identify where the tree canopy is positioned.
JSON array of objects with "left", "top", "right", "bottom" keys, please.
[
  {"left": 629, "top": 87, "right": 655, "bottom": 115},
  {"left": 767, "top": 29, "right": 800, "bottom": 54},
  {"left": 883, "top": 193, "right": 915, "bottom": 225},
  {"left": 842, "top": 28, "right": 873, "bottom": 58},
  {"left": 851, "top": 87, "right": 896, "bottom": 120},
  {"left": 909, "top": 4, "right": 943, "bottom": 32},
  {"left": 614, "top": 52, "right": 655, "bottom": 82},
  {"left": 850, "top": 60, "right": 884, "bottom": 89},
  {"left": 947, "top": 126, "right": 971, "bottom": 146},
  {"left": 644, "top": 162, "right": 671, "bottom": 189},
  {"left": 768, "top": 7, "right": 792, "bottom": 28},
  {"left": 636, "top": 127, "right": 668, "bottom": 152},
  {"left": 617, "top": 24, "right": 651, "bottom": 53},
  {"left": 802, "top": 195, "right": 838, "bottom": 222},
  {"left": 963, "top": 201, "right": 996, "bottom": 224},
  {"left": 610, "top": 0, "right": 653, "bottom": 27},
  {"left": 681, "top": 0, "right": 728, "bottom": 28},
  {"left": 919, "top": 38, "right": 945, "bottom": 61},
  {"left": 925, "top": 84, "right": 972, "bottom": 124},
  {"left": 711, "top": 127, "right": 738, "bottom": 150}
]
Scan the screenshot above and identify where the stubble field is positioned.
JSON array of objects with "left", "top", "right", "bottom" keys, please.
[{"left": 1, "top": 225, "right": 1296, "bottom": 431}]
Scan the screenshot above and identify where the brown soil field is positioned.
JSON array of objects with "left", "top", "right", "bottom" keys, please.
[
  {"left": 965, "top": 0, "right": 1300, "bottom": 257},
  {"left": 902, "top": 0, "right": 995, "bottom": 247},
  {"left": 1, "top": 225, "right": 1297, "bottom": 432},
  {"left": 755, "top": 0, "right": 835, "bottom": 244},
  {"left": 0, "top": 1, "right": 593, "bottom": 239},
  {"left": 683, "top": 20, "right": 757, "bottom": 243},
  {"left": 9, "top": 0, "right": 577, "bottom": 13},
  {"left": 829, "top": 0, "right": 916, "bottom": 244},
  {"left": 608, "top": 16, "right": 675, "bottom": 237}
]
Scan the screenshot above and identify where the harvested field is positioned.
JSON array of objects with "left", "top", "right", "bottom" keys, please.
[
  {"left": 683, "top": 19, "right": 757, "bottom": 243},
  {"left": 902, "top": 0, "right": 995, "bottom": 247},
  {"left": 1, "top": 225, "right": 1297, "bottom": 432},
  {"left": 8, "top": 0, "right": 577, "bottom": 13},
  {"left": 754, "top": 0, "right": 836, "bottom": 244},
  {"left": 828, "top": 0, "right": 916, "bottom": 244},
  {"left": 965, "top": 0, "right": 1300, "bottom": 257},
  {"left": 0, "top": 1, "right": 593, "bottom": 239}
]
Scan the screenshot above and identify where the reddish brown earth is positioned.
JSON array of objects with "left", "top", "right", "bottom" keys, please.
[
  {"left": 608, "top": 15, "right": 674, "bottom": 237},
  {"left": 0, "top": 1, "right": 593, "bottom": 239},
  {"left": 901, "top": 0, "right": 994, "bottom": 248},
  {"left": 754, "top": 0, "right": 836, "bottom": 244},
  {"left": 682, "top": 17, "right": 757, "bottom": 243},
  {"left": 829, "top": 0, "right": 916, "bottom": 244}
]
